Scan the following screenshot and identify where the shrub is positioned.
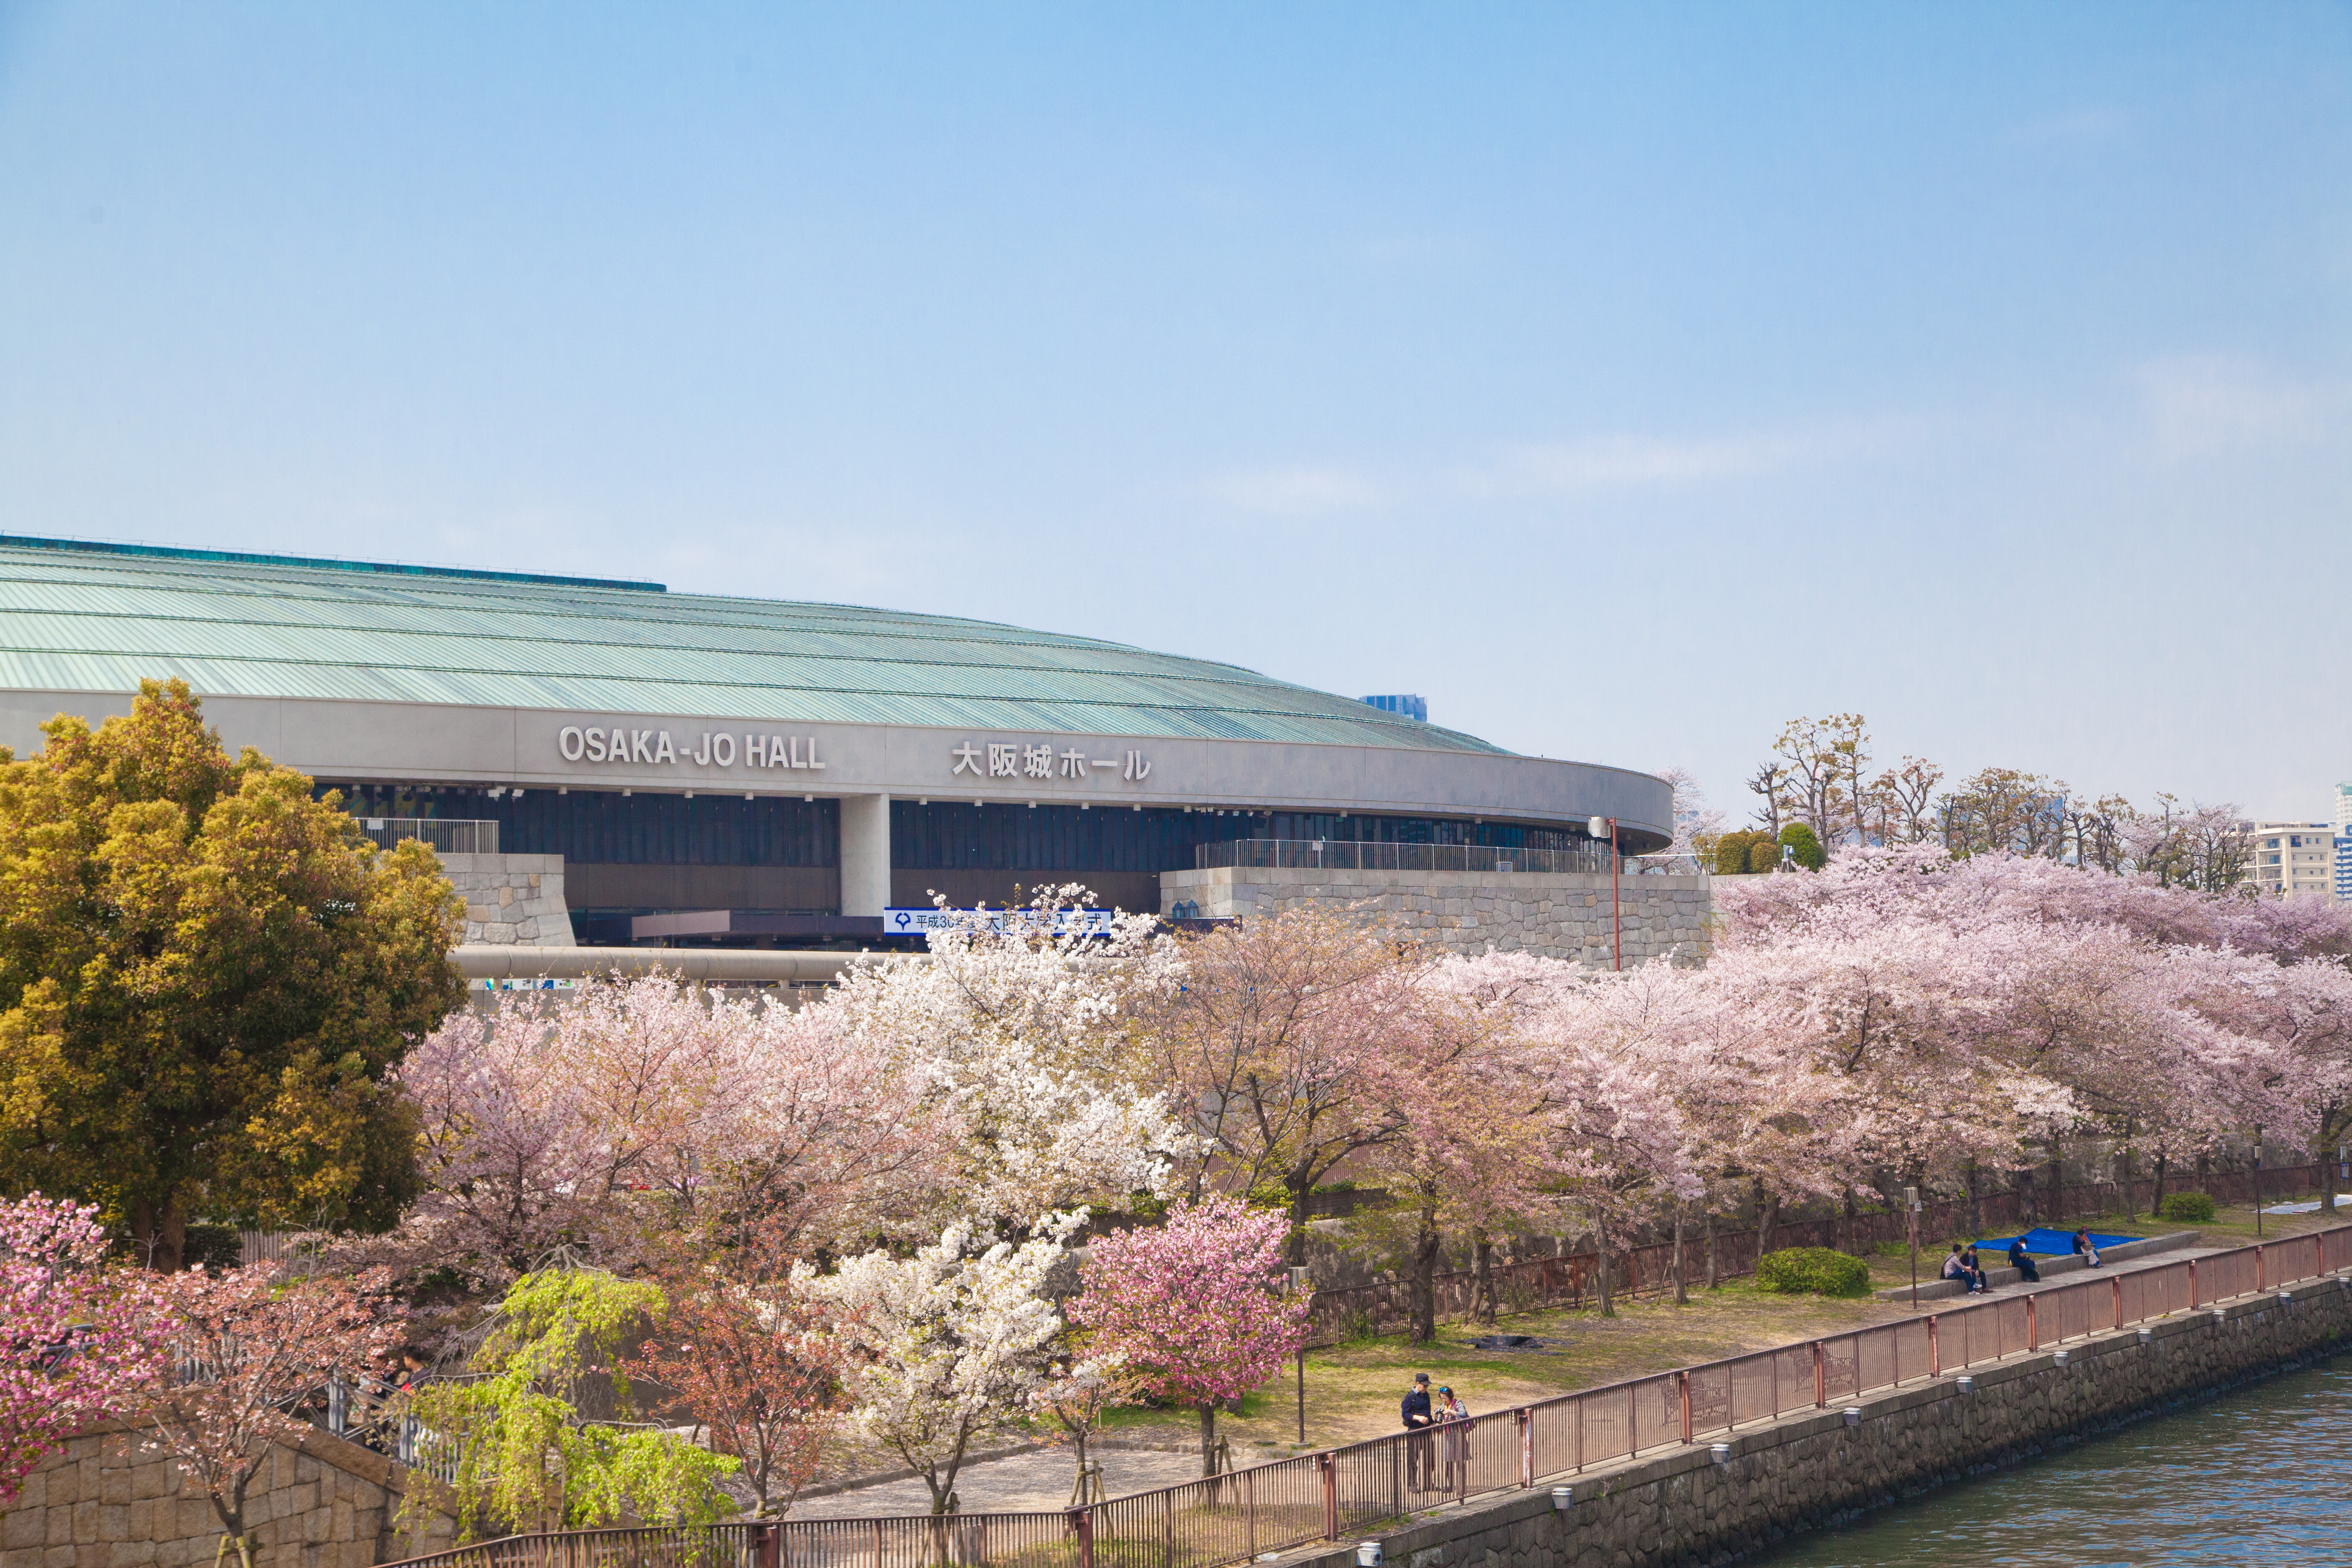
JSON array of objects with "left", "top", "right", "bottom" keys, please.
[
  {"left": 1755, "top": 1247, "right": 1872, "bottom": 1297},
  {"left": 2159, "top": 1191, "right": 2216, "bottom": 1222},
  {"left": 1746, "top": 838, "right": 1779, "bottom": 874},
  {"left": 1712, "top": 830, "right": 1759, "bottom": 875},
  {"left": 1779, "top": 823, "right": 1827, "bottom": 871}
]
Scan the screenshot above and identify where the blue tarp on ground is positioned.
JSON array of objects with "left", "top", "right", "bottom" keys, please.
[{"left": 1971, "top": 1228, "right": 2141, "bottom": 1256}]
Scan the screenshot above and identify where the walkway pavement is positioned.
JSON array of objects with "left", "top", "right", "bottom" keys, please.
[{"left": 791, "top": 1445, "right": 1208, "bottom": 1519}]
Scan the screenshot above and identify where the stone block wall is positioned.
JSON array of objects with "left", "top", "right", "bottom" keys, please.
[
  {"left": 1159, "top": 867, "right": 1712, "bottom": 965},
  {"left": 0, "top": 1420, "right": 457, "bottom": 1568},
  {"left": 1288, "top": 1273, "right": 2352, "bottom": 1568},
  {"left": 436, "top": 852, "right": 574, "bottom": 947}
]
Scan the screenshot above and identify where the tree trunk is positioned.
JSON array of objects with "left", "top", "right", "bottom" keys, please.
[
  {"left": 1595, "top": 1214, "right": 1615, "bottom": 1319},
  {"left": 2115, "top": 1127, "right": 2137, "bottom": 1221},
  {"left": 2016, "top": 1164, "right": 2038, "bottom": 1227},
  {"left": 1753, "top": 1177, "right": 1780, "bottom": 1265},
  {"left": 1837, "top": 1189, "right": 1857, "bottom": 1254},
  {"left": 1704, "top": 1204, "right": 1719, "bottom": 1290},
  {"left": 1963, "top": 1161, "right": 1982, "bottom": 1239},
  {"left": 1199, "top": 1403, "right": 1218, "bottom": 1479},
  {"left": 2151, "top": 1153, "right": 2169, "bottom": 1220},
  {"left": 1672, "top": 1204, "right": 1687, "bottom": 1305},
  {"left": 1286, "top": 1171, "right": 1313, "bottom": 1267},
  {"left": 2049, "top": 1136, "right": 2065, "bottom": 1227},
  {"left": 2321, "top": 1115, "right": 2344, "bottom": 1215},
  {"left": 129, "top": 1194, "right": 188, "bottom": 1272},
  {"left": 1473, "top": 1233, "right": 1497, "bottom": 1325},
  {"left": 1408, "top": 1198, "right": 1442, "bottom": 1346}
]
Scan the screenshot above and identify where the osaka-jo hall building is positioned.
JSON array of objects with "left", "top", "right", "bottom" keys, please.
[{"left": 0, "top": 535, "right": 1686, "bottom": 960}]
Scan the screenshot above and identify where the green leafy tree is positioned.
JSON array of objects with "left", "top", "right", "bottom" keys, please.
[
  {"left": 1777, "top": 822, "right": 1826, "bottom": 871},
  {"left": 1745, "top": 836, "right": 1779, "bottom": 874},
  {"left": 0, "top": 679, "right": 463, "bottom": 1266},
  {"left": 409, "top": 1267, "right": 738, "bottom": 1540}
]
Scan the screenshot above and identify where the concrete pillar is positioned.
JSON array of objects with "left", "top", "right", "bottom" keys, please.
[{"left": 838, "top": 792, "right": 890, "bottom": 918}]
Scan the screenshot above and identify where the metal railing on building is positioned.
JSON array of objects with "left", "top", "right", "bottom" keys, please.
[
  {"left": 353, "top": 817, "right": 500, "bottom": 855},
  {"left": 376, "top": 1222, "right": 2352, "bottom": 1568},
  {"left": 1193, "top": 839, "right": 1615, "bottom": 876}
]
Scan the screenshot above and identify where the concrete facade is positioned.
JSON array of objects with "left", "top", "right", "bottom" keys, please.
[
  {"left": 0, "top": 1420, "right": 457, "bottom": 1568},
  {"left": 0, "top": 689, "right": 1677, "bottom": 857},
  {"left": 1290, "top": 1274, "right": 2352, "bottom": 1568},
  {"left": 1158, "top": 867, "right": 1713, "bottom": 965},
  {"left": 437, "top": 852, "right": 575, "bottom": 947}
]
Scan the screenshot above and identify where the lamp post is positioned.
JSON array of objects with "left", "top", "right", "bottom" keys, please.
[
  {"left": 1288, "top": 1266, "right": 1312, "bottom": 1445},
  {"left": 1587, "top": 815, "right": 1622, "bottom": 971}
]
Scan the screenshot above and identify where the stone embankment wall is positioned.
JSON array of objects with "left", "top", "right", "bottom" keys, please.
[
  {"left": 1158, "top": 868, "right": 1711, "bottom": 965},
  {"left": 1293, "top": 1273, "right": 2352, "bottom": 1568},
  {"left": 436, "top": 851, "right": 574, "bottom": 947},
  {"left": 0, "top": 1420, "right": 458, "bottom": 1568}
]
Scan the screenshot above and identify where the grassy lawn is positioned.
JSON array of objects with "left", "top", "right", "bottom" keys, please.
[
  {"left": 1101, "top": 1280, "right": 1911, "bottom": 1459},
  {"left": 1110, "top": 1202, "right": 2350, "bottom": 1460}
]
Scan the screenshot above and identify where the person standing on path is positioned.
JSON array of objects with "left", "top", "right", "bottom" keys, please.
[
  {"left": 1402, "top": 1373, "right": 1435, "bottom": 1491},
  {"left": 1436, "top": 1385, "right": 1470, "bottom": 1492}
]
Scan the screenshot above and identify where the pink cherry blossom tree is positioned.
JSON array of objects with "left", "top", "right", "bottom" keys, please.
[
  {"left": 397, "top": 972, "right": 933, "bottom": 1285},
  {"left": 138, "top": 1263, "right": 405, "bottom": 1568},
  {"left": 1072, "top": 1195, "right": 1309, "bottom": 1476},
  {"left": 0, "top": 1194, "right": 168, "bottom": 1509}
]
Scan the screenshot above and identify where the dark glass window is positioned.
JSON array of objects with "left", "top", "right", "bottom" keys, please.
[
  {"left": 887, "top": 803, "right": 1592, "bottom": 871},
  {"left": 321, "top": 785, "right": 836, "bottom": 867}
]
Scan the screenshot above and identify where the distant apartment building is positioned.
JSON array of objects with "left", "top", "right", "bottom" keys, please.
[
  {"left": 2338, "top": 784, "right": 2352, "bottom": 904},
  {"left": 1361, "top": 694, "right": 1429, "bottom": 722},
  {"left": 2241, "top": 821, "right": 2340, "bottom": 903}
]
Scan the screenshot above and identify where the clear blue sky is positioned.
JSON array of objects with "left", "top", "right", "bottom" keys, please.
[{"left": 3, "top": 3, "right": 2347, "bottom": 822}]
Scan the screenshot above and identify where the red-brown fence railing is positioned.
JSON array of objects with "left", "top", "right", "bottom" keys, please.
[{"left": 382, "top": 1225, "right": 2352, "bottom": 1568}]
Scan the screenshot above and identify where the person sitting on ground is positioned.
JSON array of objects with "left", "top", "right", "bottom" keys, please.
[
  {"left": 2073, "top": 1228, "right": 2102, "bottom": 1267},
  {"left": 2006, "top": 1237, "right": 2040, "bottom": 1283}
]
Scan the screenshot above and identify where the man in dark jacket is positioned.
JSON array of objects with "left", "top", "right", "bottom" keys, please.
[{"left": 1402, "top": 1373, "right": 1434, "bottom": 1490}]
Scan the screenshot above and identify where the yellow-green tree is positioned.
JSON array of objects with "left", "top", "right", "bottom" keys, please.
[{"left": 0, "top": 680, "right": 463, "bottom": 1266}]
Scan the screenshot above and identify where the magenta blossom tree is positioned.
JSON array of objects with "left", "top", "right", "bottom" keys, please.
[
  {"left": 1072, "top": 1195, "right": 1309, "bottom": 1476},
  {"left": 0, "top": 1193, "right": 168, "bottom": 1509}
]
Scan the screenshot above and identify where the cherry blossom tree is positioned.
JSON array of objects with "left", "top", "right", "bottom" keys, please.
[
  {"left": 0, "top": 1194, "right": 168, "bottom": 1509},
  {"left": 1029, "top": 1334, "right": 1141, "bottom": 1501},
  {"left": 630, "top": 1269, "right": 846, "bottom": 1519},
  {"left": 1071, "top": 1196, "right": 1309, "bottom": 1475},
  {"left": 815, "top": 1214, "right": 1079, "bottom": 1514},
  {"left": 1141, "top": 905, "right": 1425, "bottom": 1257},
  {"left": 137, "top": 1264, "right": 405, "bottom": 1568},
  {"left": 825, "top": 887, "right": 1189, "bottom": 1232},
  {"left": 1712, "top": 844, "right": 2350, "bottom": 1216},
  {"left": 397, "top": 972, "right": 932, "bottom": 1284},
  {"left": 1351, "top": 953, "right": 1565, "bottom": 1341}
]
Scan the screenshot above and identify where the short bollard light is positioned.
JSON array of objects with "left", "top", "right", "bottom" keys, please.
[
  {"left": 2051, "top": 1350, "right": 2069, "bottom": 1368},
  {"left": 1710, "top": 1443, "right": 1732, "bottom": 1466},
  {"left": 1551, "top": 1486, "right": 1576, "bottom": 1512},
  {"left": 2138, "top": 1328, "right": 2154, "bottom": 1345},
  {"left": 1357, "top": 1543, "right": 1384, "bottom": 1568},
  {"left": 1955, "top": 1375, "right": 1975, "bottom": 1393},
  {"left": 1842, "top": 1408, "right": 1862, "bottom": 1426},
  {"left": 2213, "top": 1309, "right": 2229, "bottom": 1325},
  {"left": 2280, "top": 1292, "right": 2296, "bottom": 1308}
]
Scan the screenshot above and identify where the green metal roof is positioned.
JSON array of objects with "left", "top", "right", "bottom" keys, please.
[{"left": 0, "top": 536, "right": 1512, "bottom": 754}]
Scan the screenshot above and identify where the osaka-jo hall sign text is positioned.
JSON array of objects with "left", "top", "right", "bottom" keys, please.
[{"left": 554, "top": 723, "right": 1156, "bottom": 787}]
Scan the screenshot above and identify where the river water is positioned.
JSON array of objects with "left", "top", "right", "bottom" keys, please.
[{"left": 1744, "top": 1352, "right": 2352, "bottom": 1566}]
